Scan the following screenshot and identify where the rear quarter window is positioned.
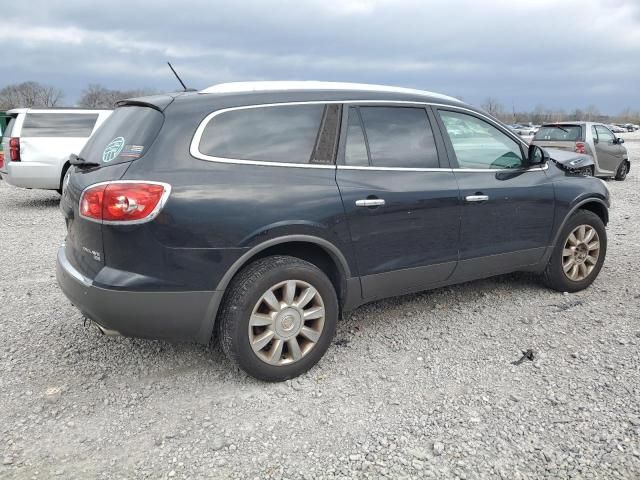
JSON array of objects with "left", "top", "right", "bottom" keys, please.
[
  {"left": 198, "top": 104, "right": 341, "bottom": 165},
  {"left": 79, "top": 106, "right": 164, "bottom": 165},
  {"left": 21, "top": 113, "right": 99, "bottom": 137}
]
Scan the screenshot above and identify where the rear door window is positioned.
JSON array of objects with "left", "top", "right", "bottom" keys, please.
[
  {"left": 79, "top": 106, "right": 164, "bottom": 165},
  {"left": 357, "top": 106, "right": 439, "bottom": 168},
  {"left": 21, "top": 113, "right": 99, "bottom": 137},
  {"left": 199, "top": 104, "right": 341, "bottom": 165},
  {"left": 344, "top": 107, "right": 369, "bottom": 166}
]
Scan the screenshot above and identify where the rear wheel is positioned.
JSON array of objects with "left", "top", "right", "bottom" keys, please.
[
  {"left": 218, "top": 255, "right": 338, "bottom": 381},
  {"left": 542, "top": 210, "right": 606, "bottom": 292},
  {"left": 614, "top": 161, "right": 629, "bottom": 181}
]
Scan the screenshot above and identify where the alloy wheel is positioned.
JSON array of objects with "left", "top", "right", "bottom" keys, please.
[
  {"left": 248, "top": 280, "right": 325, "bottom": 366},
  {"left": 562, "top": 224, "right": 600, "bottom": 281}
]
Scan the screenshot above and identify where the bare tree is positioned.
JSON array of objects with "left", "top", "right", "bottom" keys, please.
[
  {"left": 0, "top": 81, "right": 64, "bottom": 109},
  {"left": 569, "top": 108, "right": 585, "bottom": 121},
  {"left": 585, "top": 105, "right": 600, "bottom": 122},
  {"left": 481, "top": 97, "right": 505, "bottom": 119},
  {"left": 614, "top": 108, "right": 640, "bottom": 123},
  {"left": 472, "top": 100, "right": 637, "bottom": 125},
  {"left": 78, "top": 84, "right": 156, "bottom": 109}
]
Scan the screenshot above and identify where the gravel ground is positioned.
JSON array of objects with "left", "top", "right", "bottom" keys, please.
[{"left": 1, "top": 133, "right": 639, "bottom": 479}]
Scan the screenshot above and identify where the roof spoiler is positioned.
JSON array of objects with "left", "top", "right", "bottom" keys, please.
[{"left": 115, "top": 94, "right": 176, "bottom": 112}]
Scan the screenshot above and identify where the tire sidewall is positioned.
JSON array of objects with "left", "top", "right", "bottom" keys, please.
[
  {"left": 549, "top": 211, "right": 607, "bottom": 292},
  {"left": 615, "top": 161, "right": 628, "bottom": 181},
  {"left": 230, "top": 260, "right": 338, "bottom": 381}
]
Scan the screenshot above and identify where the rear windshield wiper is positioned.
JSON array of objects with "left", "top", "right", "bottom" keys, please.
[{"left": 69, "top": 153, "right": 99, "bottom": 169}]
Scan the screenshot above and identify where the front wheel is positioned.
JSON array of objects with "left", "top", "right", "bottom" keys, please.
[
  {"left": 542, "top": 210, "right": 607, "bottom": 293},
  {"left": 218, "top": 255, "right": 338, "bottom": 381}
]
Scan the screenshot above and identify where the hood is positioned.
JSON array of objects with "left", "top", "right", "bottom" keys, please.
[{"left": 545, "top": 148, "right": 594, "bottom": 170}]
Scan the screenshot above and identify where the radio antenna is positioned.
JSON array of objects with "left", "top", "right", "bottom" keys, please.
[{"left": 167, "top": 62, "right": 188, "bottom": 91}]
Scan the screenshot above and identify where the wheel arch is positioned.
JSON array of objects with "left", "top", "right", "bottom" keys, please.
[
  {"left": 59, "top": 161, "right": 71, "bottom": 190},
  {"left": 551, "top": 198, "right": 609, "bottom": 248},
  {"left": 196, "top": 235, "right": 356, "bottom": 344},
  {"left": 577, "top": 199, "right": 608, "bottom": 226}
]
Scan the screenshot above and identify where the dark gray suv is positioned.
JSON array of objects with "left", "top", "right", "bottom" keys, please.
[{"left": 57, "top": 81, "right": 610, "bottom": 381}]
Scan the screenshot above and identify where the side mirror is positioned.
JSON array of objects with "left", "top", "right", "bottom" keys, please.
[
  {"left": 527, "top": 144, "right": 549, "bottom": 166},
  {"left": 615, "top": 138, "right": 625, "bottom": 145}
]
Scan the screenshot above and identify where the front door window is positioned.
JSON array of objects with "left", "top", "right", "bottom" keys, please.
[{"left": 439, "top": 110, "right": 524, "bottom": 169}]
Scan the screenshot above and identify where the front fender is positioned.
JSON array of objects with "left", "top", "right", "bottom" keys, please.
[{"left": 551, "top": 196, "right": 609, "bottom": 248}]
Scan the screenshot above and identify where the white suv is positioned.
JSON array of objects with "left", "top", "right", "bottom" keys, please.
[{"left": 0, "top": 108, "right": 111, "bottom": 193}]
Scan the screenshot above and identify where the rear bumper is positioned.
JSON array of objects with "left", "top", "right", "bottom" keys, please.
[
  {"left": 3, "top": 161, "right": 60, "bottom": 189},
  {"left": 56, "top": 246, "right": 222, "bottom": 343}
]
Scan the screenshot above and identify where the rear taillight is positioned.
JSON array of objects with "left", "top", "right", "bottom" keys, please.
[
  {"left": 0, "top": 150, "right": 4, "bottom": 169},
  {"left": 79, "top": 181, "right": 171, "bottom": 224},
  {"left": 575, "top": 142, "right": 587, "bottom": 154},
  {"left": 9, "top": 137, "right": 20, "bottom": 161}
]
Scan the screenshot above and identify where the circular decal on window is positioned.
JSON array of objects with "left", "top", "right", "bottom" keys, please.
[{"left": 102, "top": 137, "right": 125, "bottom": 163}]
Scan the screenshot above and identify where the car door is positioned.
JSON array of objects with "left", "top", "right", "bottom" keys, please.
[
  {"left": 336, "top": 104, "right": 461, "bottom": 301},
  {"left": 434, "top": 107, "right": 555, "bottom": 282},
  {"left": 593, "top": 125, "right": 622, "bottom": 174}
]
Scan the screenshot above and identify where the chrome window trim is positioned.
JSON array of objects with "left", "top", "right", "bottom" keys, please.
[
  {"left": 337, "top": 165, "right": 452, "bottom": 172},
  {"left": 79, "top": 180, "right": 172, "bottom": 225},
  {"left": 190, "top": 100, "right": 534, "bottom": 170},
  {"left": 453, "top": 163, "right": 549, "bottom": 173}
]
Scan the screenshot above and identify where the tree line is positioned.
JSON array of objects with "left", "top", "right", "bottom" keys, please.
[
  {"left": 481, "top": 97, "right": 639, "bottom": 125},
  {"left": 1, "top": 81, "right": 638, "bottom": 123},
  {"left": 0, "top": 82, "right": 155, "bottom": 110}
]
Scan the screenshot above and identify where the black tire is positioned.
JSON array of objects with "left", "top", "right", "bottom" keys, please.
[
  {"left": 542, "top": 210, "right": 607, "bottom": 293},
  {"left": 614, "top": 161, "right": 629, "bottom": 181},
  {"left": 218, "top": 255, "right": 338, "bottom": 382}
]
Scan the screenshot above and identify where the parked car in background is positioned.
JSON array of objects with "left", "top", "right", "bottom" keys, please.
[
  {"left": 623, "top": 123, "right": 636, "bottom": 132},
  {"left": 609, "top": 124, "right": 626, "bottom": 134},
  {"left": 0, "top": 110, "right": 11, "bottom": 167},
  {"left": 57, "top": 81, "right": 610, "bottom": 381},
  {"left": 532, "top": 122, "right": 630, "bottom": 180},
  {"left": 0, "top": 108, "right": 111, "bottom": 193},
  {"left": 510, "top": 124, "right": 537, "bottom": 136}
]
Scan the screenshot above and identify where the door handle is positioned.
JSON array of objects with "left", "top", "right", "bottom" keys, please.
[
  {"left": 355, "top": 198, "right": 385, "bottom": 207},
  {"left": 465, "top": 195, "right": 489, "bottom": 202}
]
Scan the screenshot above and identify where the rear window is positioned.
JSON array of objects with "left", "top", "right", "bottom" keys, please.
[
  {"left": 79, "top": 106, "right": 164, "bottom": 165},
  {"left": 21, "top": 113, "right": 99, "bottom": 137},
  {"left": 198, "top": 104, "right": 341, "bottom": 165},
  {"left": 534, "top": 125, "right": 582, "bottom": 141}
]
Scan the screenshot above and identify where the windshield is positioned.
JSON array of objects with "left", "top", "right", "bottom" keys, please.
[
  {"left": 79, "top": 106, "right": 164, "bottom": 166},
  {"left": 534, "top": 125, "right": 582, "bottom": 141}
]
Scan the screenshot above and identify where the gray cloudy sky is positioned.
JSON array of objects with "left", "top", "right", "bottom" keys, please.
[{"left": 2, "top": 0, "right": 639, "bottom": 113}]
